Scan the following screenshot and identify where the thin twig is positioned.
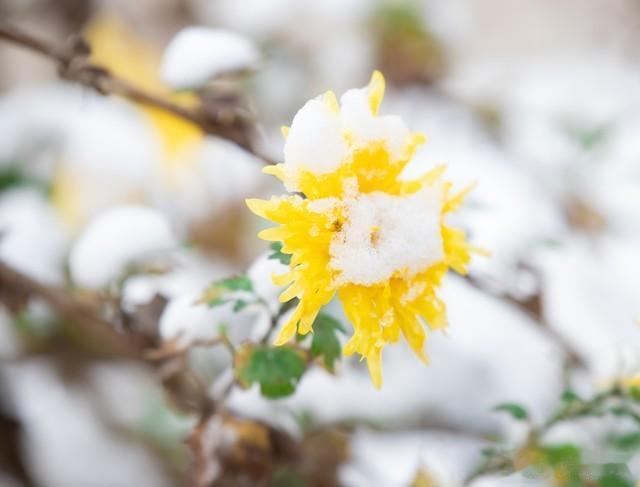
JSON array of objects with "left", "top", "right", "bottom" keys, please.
[
  {"left": 465, "top": 274, "right": 587, "bottom": 370},
  {"left": 0, "top": 259, "right": 143, "bottom": 358},
  {"left": 463, "top": 383, "right": 640, "bottom": 484},
  {"left": 0, "top": 24, "right": 276, "bottom": 164}
]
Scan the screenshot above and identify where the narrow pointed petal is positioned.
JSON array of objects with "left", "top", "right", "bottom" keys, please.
[
  {"left": 262, "top": 164, "right": 286, "bottom": 180},
  {"left": 323, "top": 90, "right": 340, "bottom": 113},
  {"left": 246, "top": 198, "right": 271, "bottom": 217},
  {"left": 443, "top": 183, "right": 475, "bottom": 214},
  {"left": 274, "top": 319, "right": 298, "bottom": 346},
  {"left": 272, "top": 270, "right": 296, "bottom": 287},
  {"left": 366, "top": 348, "right": 383, "bottom": 389},
  {"left": 279, "top": 281, "right": 302, "bottom": 302},
  {"left": 367, "top": 70, "right": 385, "bottom": 115},
  {"left": 258, "top": 226, "right": 289, "bottom": 241},
  {"left": 297, "top": 307, "right": 321, "bottom": 335}
]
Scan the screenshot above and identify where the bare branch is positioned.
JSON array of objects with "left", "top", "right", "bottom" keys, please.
[
  {"left": 0, "top": 24, "right": 276, "bottom": 164},
  {"left": 465, "top": 273, "right": 587, "bottom": 370},
  {"left": 0, "top": 260, "right": 143, "bottom": 358}
]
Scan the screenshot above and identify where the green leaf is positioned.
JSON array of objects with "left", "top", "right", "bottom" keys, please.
[
  {"left": 598, "top": 464, "right": 634, "bottom": 487},
  {"left": 0, "top": 165, "right": 48, "bottom": 193},
  {"left": 310, "top": 313, "right": 345, "bottom": 372},
  {"left": 628, "top": 386, "right": 640, "bottom": 401},
  {"left": 268, "top": 241, "right": 291, "bottom": 265},
  {"left": 494, "top": 403, "right": 529, "bottom": 420},
  {"left": 237, "top": 346, "right": 307, "bottom": 399},
  {"left": 232, "top": 300, "right": 249, "bottom": 312},
  {"left": 270, "top": 467, "right": 305, "bottom": 487},
  {"left": 213, "top": 275, "right": 253, "bottom": 292},
  {"left": 561, "top": 390, "right": 581, "bottom": 403},
  {"left": 201, "top": 275, "right": 254, "bottom": 308},
  {"left": 542, "top": 444, "right": 581, "bottom": 466},
  {"left": 609, "top": 432, "right": 640, "bottom": 451}
]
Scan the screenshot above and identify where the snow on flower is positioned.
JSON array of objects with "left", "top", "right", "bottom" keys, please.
[{"left": 247, "top": 71, "right": 479, "bottom": 388}]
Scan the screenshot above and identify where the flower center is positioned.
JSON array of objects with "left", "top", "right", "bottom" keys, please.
[{"left": 329, "top": 187, "right": 444, "bottom": 286}]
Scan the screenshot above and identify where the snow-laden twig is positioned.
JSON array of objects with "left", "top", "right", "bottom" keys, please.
[{"left": 0, "top": 24, "right": 275, "bottom": 164}]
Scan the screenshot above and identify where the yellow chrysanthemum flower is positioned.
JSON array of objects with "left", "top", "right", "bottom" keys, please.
[{"left": 247, "top": 71, "right": 477, "bottom": 388}]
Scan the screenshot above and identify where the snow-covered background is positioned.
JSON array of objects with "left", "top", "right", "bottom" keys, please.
[{"left": 0, "top": 0, "right": 639, "bottom": 485}]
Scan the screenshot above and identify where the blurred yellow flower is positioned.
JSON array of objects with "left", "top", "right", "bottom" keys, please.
[
  {"left": 247, "top": 71, "right": 478, "bottom": 388},
  {"left": 51, "top": 13, "right": 205, "bottom": 231},
  {"left": 85, "top": 13, "right": 202, "bottom": 165}
]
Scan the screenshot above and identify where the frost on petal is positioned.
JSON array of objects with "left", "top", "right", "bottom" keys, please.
[
  {"left": 330, "top": 187, "right": 444, "bottom": 286},
  {"left": 69, "top": 205, "right": 176, "bottom": 289},
  {"left": 160, "top": 27, "right": 260, "bottom": 90},
  {"left": 283, "top": 93, "right": 348, "bottom": 187},
  {"left": 159, "top": 294, "right": 233, "bottom": 347}
]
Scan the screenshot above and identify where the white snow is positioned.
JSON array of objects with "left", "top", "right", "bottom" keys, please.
[
  {"left": 3, "top": 361, "right": 170, "bottom": 487},
  {"left": 159, "top": 294, "right": 234, "bottom": 347},
  {"left": 329, "top": 187, "right": 444, "bottom": 286},
  {"left": 0, "top": 85, "right": 159, "bottom": 229},
  {"left": 246, "top": 251, "right": 289, "bottom": 312},
  {"left": 283, "top": 94, "right": 348, "bottom": 183},
  {"left": 282, "top": 83, "right": 412, "bottom": 189},
  {"left": 342, "top": 429, "right": 484, "bottom": 487},
  {"left": 69, "top": 205, "right": 177, "bottom": 289},
  {"left": 340, "top": 87, "right": 411, "bottom": 161},
  {"left": 160, "top": 27, "right": 260, "bottom": 90},
  {"left": 0, "top": 189, "right": 68, "bottom": 284}
]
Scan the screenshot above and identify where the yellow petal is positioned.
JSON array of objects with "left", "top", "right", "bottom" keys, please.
[
  {"left": 470, "top": 245, "right": 491, "bottom": 257},
  {"left": 323, "top": 90, "right": 340, "bottom": 114},
  {"left": 366, "top": 347, "right": 383, "bottom": 389},
  {"left": 367, "top": 70, "right": 385, "bottom": 115},
  {"left": 443, "top": 183, "right": 476, "bottom": 214},
  {"left": 245, "top": 198, "right": 271, "bottom": 218},
  {"left": 274, "top": 306, "right": 303, "bottom": 345},
  {"left": 258, "top": 226, "right": 288, "bottom": 241},
  {"left": 297, "top": 307, "right": 321, "bottom": 335},
  {"left": 281, "top": 125, "right": 290, "bottom": 138},
  {"left": 272, "top": 270, "right": 296, "bottom": 287},
  {"left": 262, "top": 164, "right": 286, "bottom": 181},
  {"left": 279, "top": 281, "right": 303, "bottom": 302},
  {"left": 420, "top": 165, "right": 446, "bottom": 186}
]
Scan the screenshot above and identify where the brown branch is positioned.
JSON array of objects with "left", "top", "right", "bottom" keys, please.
[
  {"left": 465, "top": 273, "right": 587, "bottom": 370},
  {"left": 0, "top": 24, "right": 276, "bottom": 164},
  {"left": 0, "top": 260, "right": 143, "bottom": 358}
]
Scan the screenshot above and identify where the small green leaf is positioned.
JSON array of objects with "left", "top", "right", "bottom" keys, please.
[
  {"left": 628, "top": 386, "right": 640, "bottom": 401},
  {"left": 598, "top": 464, "right": 634, "bottom": 487},
  {"left": 494, "top": 403, "right": 529, "bottom": 420},
  {"left": 310, "top": 313, "right": 345, "bottom": 372},
  {"left": 200, "top": 275, "right": 254, "bottom": 309},
  {"left": 270, "top": 467, "right": 305, "bottom": 487},
  {"left": 213, "top": 275, "right": 253, "bottom": 292},
  {"left": 0, "top": 164, "right": 48, "bottom": 193},
  {"left": 609, "top": 432, "right": 640, "bottom": 451},
  {"left": 237, "top": 346, "right": 306, "bottom": 399},
  {"left": 561, "top": 390, "right": 581, "bottom": 403},
  {"left": 232, "top": 300, "right": 249, "bottom": 312},
  {"left": 268, "top": 241, "right": 291, "bottom": 265},
  {"left": 542, "top": 444, "right": 581, "bottom": 466}
]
